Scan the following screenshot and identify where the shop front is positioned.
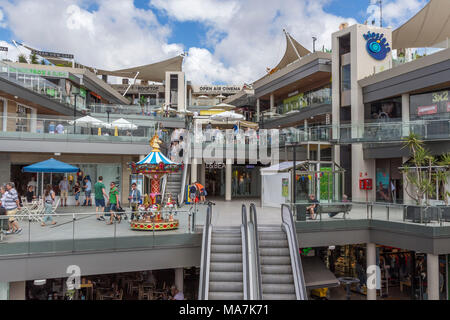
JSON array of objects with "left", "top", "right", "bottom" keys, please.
[{"left": 375, "top": 158, "right": 403, "bottom": 203}]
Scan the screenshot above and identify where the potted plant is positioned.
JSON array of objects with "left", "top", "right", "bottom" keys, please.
[{"left": 401, "top": 133, "right": 435, "bottom": 222}]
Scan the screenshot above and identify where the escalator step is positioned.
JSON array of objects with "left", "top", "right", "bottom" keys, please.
[
  {"left": 211, "top": 237, "right": 242, "bottom": 245},
  {"left": 209, "top": 271, "right": 243, "bottom": 282},
  {"left": 262, "top": 283, "right": 296, "bottom": 294},
  {"left": 210, "top": 262, "right": 243, "bottom": 272},
  {"left": 260, "top": 256, "right": 291, "bottom": 265},
  {"left": 262, "top": 293, "right": 297, "bottom": 300},
  {"left": 211, "top": 244, "right": 242, "bottom": 253},
  {"left": 258, "top": 232, "right": 286, "bottom": 240},
  {"left": 209, "top": 281, "right": 243, "bottom": 293},
  {"left": 259, "top": 248, "right": 290, "bottom": 256},
  {"left": 261, "top": 274, "right": 294, "bottom": 284},
  {"left": 261, "top": 265, "right": 292, "bottom": 274},
  {"left": 210, "top": 253, "right": 242, "bottom": 263},
  {"left": 208, "top": 292, "right": 244, "bottom": 300},
  {"left": 259, "top": 239, "right": 288, "bottom": 247}
]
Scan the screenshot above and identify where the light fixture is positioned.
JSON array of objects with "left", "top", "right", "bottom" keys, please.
[
  {"left": 14, "top": 96, "right": 18, "bottom": 99},
  {"left": 33, "top": 279, "right": 46, "bottom": 286},
  {"left": 54, "top": 152, "right": 61, "bottom": 156}
]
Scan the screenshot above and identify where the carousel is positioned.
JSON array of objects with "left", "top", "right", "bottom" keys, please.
[{"left": 129, "top": 134, "right": 183, "bottom": 231}]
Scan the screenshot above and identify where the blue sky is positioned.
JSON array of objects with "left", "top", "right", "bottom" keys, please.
[{"left": 0, "top": 0, "right": 429, "bottom": 84}]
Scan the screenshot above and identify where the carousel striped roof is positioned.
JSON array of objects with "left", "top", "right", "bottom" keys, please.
[{"left": 137, "top": 151, "right": 177, "bottom": 165}]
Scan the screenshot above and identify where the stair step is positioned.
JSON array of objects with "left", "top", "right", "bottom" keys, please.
[
  {"left": 259, "top": 239, "right": 289, "bottom": 248},
  {"left": 211, "top": 237, "right": 242, "bottom": 245},
  {"left": 260, "top": 255, "right": 292, "bottom": 265},
  {"left": 261, "top": 265, "right": 292, "bottom": 274},
  {"left": 261, "top": 274, "right": 294, "bottom": 284},
  {"left": 258, "top": 232, "right": 286, "bottom": 240},
  {"left": 210, "top": 253, "right": 242, "bottom": 263},
  {"left": 209, "top": 271, "right": 243, "bottom": 282},
  {"left": 210, "top": 262, "right": 243, "bottom": 273},
  {"left": 208, "top": 292, "right": 244, "bottom": 300},
  {"left": 262, "top": 293, "right": 297, "bottom": 300},
  {"left": 259, "top": 248, "right": 290, "bottom": 256},
  {"left": 211, "top": 244, "right": 242, "bottom": 254},
  {"left": 262, "top": 283, "right": 295, "bottom": 294},
  {"left": 209, "top": 281, "right": 243, "bottom": 293}
]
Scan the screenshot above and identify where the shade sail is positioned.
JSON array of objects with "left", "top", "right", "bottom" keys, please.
[
  {"left": 271, "top": 32, "right": 311, "bottom": 73},
  {"left": 392, "top": 0, "right": 450, "bottom": 49},
  {"left": 23, "top": 158, "right": 79, "bottom": 173}
]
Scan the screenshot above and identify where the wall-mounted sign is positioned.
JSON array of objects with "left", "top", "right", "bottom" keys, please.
[
  {"left": 0, "top": 46, "right": 8, "bottom": 52},
  {"left": 192, "top": 85, "right": 242, "bottom": 94},
  {"left": 31, "top": 50, "right": 74, "bottom": 60},
  {"left": 288, "top": 90, "right": 299, "bottom": 97},
  {"left": 417, "top": 105, "right": 438, "bottom": 116},
  {"left": 111, "top": 84, "right": 162, "bottom": 94},
  {"left": 282, "top": 178, "right": 289, "bottom": 198},
  {"left": 8, "top": 66, "right": 68, "bottom": 78},
  {"left": 363, "top": 31, "right": 391, "bottom": 61}
]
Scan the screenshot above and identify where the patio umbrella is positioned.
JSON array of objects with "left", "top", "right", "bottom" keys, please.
[
  {"left": 68, "top": 115, "right": 107, "bottom": 128},
  {"left": 197, "top": 95, "right": 209, "bottom": 99},
  {"left": 213, "top": 102, "right": 236, "bottom": 110},
  {"left": 109, "top": 118, "right": 138, "bottom": 130},
  {"left": 216, "top": 94, "right": 226, "bottom": 99},
  {"left": 210, "top": 110, "right": 244, "bottom": 122}
]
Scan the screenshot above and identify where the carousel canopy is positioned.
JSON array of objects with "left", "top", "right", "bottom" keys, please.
[{"left": 137, "top": 151, "right": 176, "bottom": 165}]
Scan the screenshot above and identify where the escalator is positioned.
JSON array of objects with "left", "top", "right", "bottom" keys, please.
[
  {"left": 253, "top": 204, "right": 307, "bottom": 300},
  {"left": 198, "top": 204, "right": 249, "bottom": 300}
]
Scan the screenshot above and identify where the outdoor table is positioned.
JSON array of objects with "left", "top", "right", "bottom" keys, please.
[{"left": 338, "top": 277, "right": 360, "bottom": 300}]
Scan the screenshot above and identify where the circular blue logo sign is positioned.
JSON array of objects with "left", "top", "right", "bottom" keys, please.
[{"left": 363, "top": 31, "right": 391, "bottom": 61}]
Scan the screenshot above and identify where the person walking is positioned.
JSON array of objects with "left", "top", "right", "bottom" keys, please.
[
  {"left": 94, "top": 176, "right": 108, "bottom": 221},
  {"left": 0, "top": 185, "right": 9, "bottom": 235},
  {"left": 83, "top": 177, "right": 92, "bottom": 206},
  {"left": 3, "top": 182, "right": 22, "bottom": 234},
  {"left": 58, "top": 176, "right": 69, "bottom": 207},
  {"left": 128, "top": 183, "right": 141, "bottom": 221},
  {"left": 195, "top": 181, "right": 206, "bottom": 203},
  {"left": 41, "top": 185, "right": 57, "bottom": 226},
  {"left": 73, "top": 182, "right": 81, "bottom": 206},
  {"left": 106, "top": 182, "right": 120, "bottom": 225}
]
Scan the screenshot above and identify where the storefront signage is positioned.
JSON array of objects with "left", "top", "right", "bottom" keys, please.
[
  {"left": 417, "top": 105, "right": 438, "bottom": 116},
  {"left": 192, "top": 85, "right": 243, "bottom": 94},
  {"left": 111, "top": 84, "right": 162, "bottom": 94},
  {"left": 206, "top": 162, "right": 224, "bottom": 169},
  {"left": 282, "top": 178, "right": 289, "bottom": 198},
  {"left": 8, "top": 66, "right": 68, "bottom": 78},
  {"left": 432, "top": 90, "right": 448, "bottom": 103},
  {"left": 79, "top": 87, "right": 87, "bottom": 98},
  {"left": 288, "top": 90, "right": 299, "bottom": 97},
  {"left": 0, "top": 46, "right": 8, "bottom": 52},
  {"left": 31, "top": 50, "right": 74, "bottom": 59},
  {"left": 363, "top": 31, "right": 391, "bottom": 61}
]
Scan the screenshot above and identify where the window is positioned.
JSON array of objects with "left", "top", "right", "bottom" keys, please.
[{"left": 341, "top": 64, "right": 351, "bottom": 91}]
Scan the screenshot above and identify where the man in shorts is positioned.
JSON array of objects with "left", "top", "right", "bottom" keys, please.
[
  {"left": 58, "top": 176, "right": 69, "bottom": 207},
  {"left": 94, "top": 176, "right": 108, "bottom": 221},
  {"left": 3, "top": 182, "right": 22, "bottom": 234},
  {"left": 106, "top": 182, "right": 120, "bottom": 225}
]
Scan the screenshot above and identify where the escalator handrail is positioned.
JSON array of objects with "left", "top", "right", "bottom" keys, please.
[
  {"left": 249, "top": 203, "right": 263, "bottom": 300},
  {"left": 198, "top": 203, "right": 213, "bottom": 300},
  {"left": 178, "top": 133, "right": 191, "bottom": 205},
  {"left": 281, "top": 204, "right": 308, "bottom": 300},
  {"left": 241, "top": 204, "right": 249, "bottom": 300}
]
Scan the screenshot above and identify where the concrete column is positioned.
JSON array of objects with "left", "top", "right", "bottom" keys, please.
[
  {"left": 0, "top": 282, "right": 8, "bottom": 300},
  {"left": 9, "top": 281, "right": 25, "bottom": 300},
  {"left": 270, "top": 94, "right": 275, "bottom": 117},
  {"left": 174, "top": 268, "right": 184, "bottom": 293},
  {"left": 191, "top": 158, "right": 197, "bottom": 184},
  {"left": 352, "top": 144, "right": 375, "bottom": 202},
  {"left": 366, "top": 243, "right": 377, "bottom": 300},
  {"left": 200, "top": 162, "right": 206, "bottom": 186},
  {"left": 225, "top": 159, "right": 232, "bottom": 201},
  {"left": 427, "top": 253, "right": 439, "bottom": 300},
  {"left": 256, "top": 98, "right": 260, "bottom": 123},
  {"left": 402, "top": 93, "right": 410, "bottom": 136},
  {"left": 30, "top": 108, "right": 37, "bottom": 133},
  {"left": 402, "top": 156, "right": 415, "bottom": 205}
]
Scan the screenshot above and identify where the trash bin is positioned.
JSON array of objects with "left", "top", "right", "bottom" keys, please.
[{"left": 295, "top": 204, "right": 307, "bottom": 221}]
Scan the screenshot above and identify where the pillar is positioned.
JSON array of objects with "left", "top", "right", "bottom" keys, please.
[
  {"left": 402, "top": 93, "right": 410, "bottom": 136},
  {"left": 427, "top": 253, "right": 439, "bottom": 300},
  {"left": 8, "top": 281, "right": 25, "bottom": 300},
  {"left": 175, "top": 268, "right": 184, "bottom": 293},
  {"left": 225, "top": 159, "right": 232, "bottom": 201},
  {"left": 200, "top": 162, "right": 206, "bottom": 186},
  {"left": 366, "top": 243, "right": 377, "bottom": 300},
  {"left": 191, "top": 158, "right": 198, "bottom": 184},
  {"left": 256, "top": 98, "right": 260, "bottom": 123},
  {"left": 270, "top": 94, "right": 275, "bottom": 117},
  {"left": 0, "top": 282, "right": 8, "bottom": 300}
]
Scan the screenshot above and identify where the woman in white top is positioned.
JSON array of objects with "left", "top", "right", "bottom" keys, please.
[{"left": 42, "top": 184, "right": 57, "bottom": 226}]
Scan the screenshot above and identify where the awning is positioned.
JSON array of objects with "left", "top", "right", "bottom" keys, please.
[
  {"left": 392, "top": 0, "right": 450, "bottom": 49},
  {"left": 302, "top": 256, "right": 340, "bottom": 289},
  {"left": 23, "top": 158, "right": 79, "bottom": 173},
  {"left": 270, "top": 31, "right": 311, "bottom": 74}
]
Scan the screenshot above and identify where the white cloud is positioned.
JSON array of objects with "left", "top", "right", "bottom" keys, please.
[
  {"left": 0, "top": 0, "right": 183, "bottom": 70},
  {"left": 366, "top": 0, "right": 427, "bottom": 28}
]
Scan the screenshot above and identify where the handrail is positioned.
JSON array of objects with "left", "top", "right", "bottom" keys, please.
[
  {"left": 249, "top": 203, "right": 263, "bottom": 300},
  {"left": 281, "top": 204, "right": 307, "bottom": 300},
  {"left": 160, "top": 174, "right": 168, "bottom": 203},
  {"left": 178, "top": 133, "right": 191, "bottom": 205},
  {"left": 241, "top": 205, "right": 249, "bottom": 300},
  {"left": 198, "top": 203, "right": 213, "bottom": 300}
]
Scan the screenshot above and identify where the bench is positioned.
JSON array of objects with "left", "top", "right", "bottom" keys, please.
[{"left": 317, "top": 203, "right": 353, "bottom": 219}]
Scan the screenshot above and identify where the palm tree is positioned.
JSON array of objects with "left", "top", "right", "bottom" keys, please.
[
  {"left": 30, "top": 53, "right": 38, "bottom": 64},
  {"left": 17, "top": 54, "right": 28, "bottom": 63}
]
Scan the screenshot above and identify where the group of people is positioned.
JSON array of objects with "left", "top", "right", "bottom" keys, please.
[
  {"left": 92, "top": 176, "right": 122, "bottom": 225},
  {"left": 188, "top": 182, "right": 207, "bottom": 204},
  {"left": 169, "top": 136, "right": 186, "bottom": 163},
  {"left": 48, "top": 122, "right": 65, "bottom": 134},
  {"left": 0, "top": 182, "right": 22, "bottom": 235}
]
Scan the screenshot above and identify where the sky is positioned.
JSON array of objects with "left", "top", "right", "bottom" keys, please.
[{"left": 0, "top": 0, "right": 428, "bottom": 85}]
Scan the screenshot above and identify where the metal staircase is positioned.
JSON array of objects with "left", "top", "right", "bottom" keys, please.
[{"left": 162, "top": 171, "right": 183, "bottom": 204}]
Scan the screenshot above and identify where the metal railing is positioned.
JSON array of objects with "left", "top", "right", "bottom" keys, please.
[
  {"left": 249, "top": 203, "right": 262, "bottom": 300},
  {"left": 198, "top": 202, "right": 213, "bottom": 300},
  {"left": 241, "top": 204, "right": 250, "bottom": 300},
  {"left": 281, "top": 204, "right": 308, "bottom": 300}
]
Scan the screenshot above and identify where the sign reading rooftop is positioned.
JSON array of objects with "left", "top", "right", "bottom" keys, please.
[
  {"left": 192, "top": 85, "right": 242, "bottom": 94},
  {"left": 6, "top": 66, "right": 69, "bottom": 78},
  {"left": 31, "top": 50, "right": 74, "bottom": 60}
]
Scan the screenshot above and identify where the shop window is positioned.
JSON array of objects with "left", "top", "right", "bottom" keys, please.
[
  {"left": 410, "top": 88, "right": 450, "bottom": 121},
  {"left": 365, "top": 97, "right": 402, "bottom": 122},
  {"left": 341, "top": 64, "right": 351, "bottom": 91},
  {"left": 15, "top": 104, "right": 32, "bottom": 132}
]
